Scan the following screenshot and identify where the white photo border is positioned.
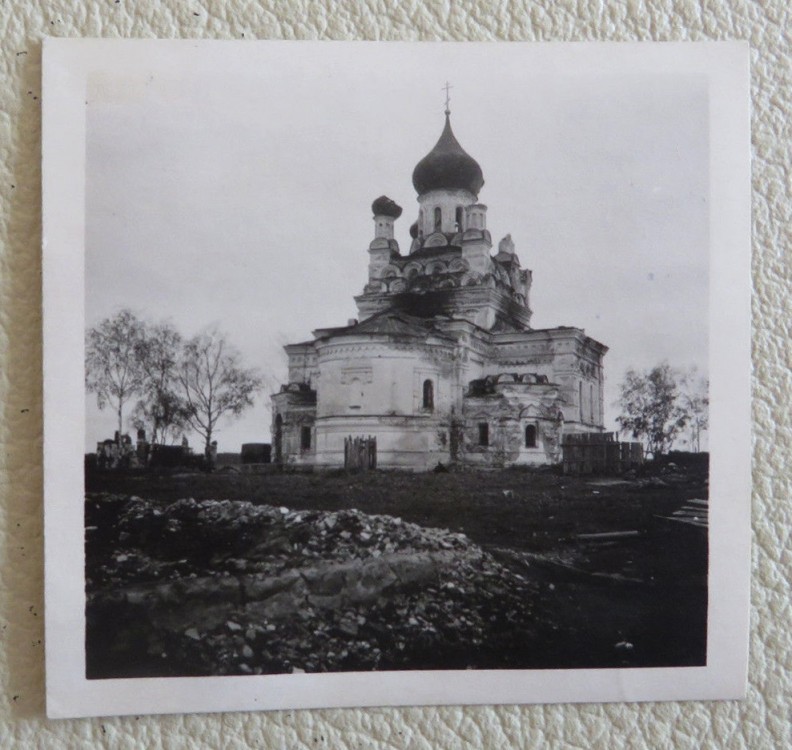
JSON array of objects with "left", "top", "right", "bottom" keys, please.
[{"left": 42, "top": 39, "right": 751, "bottom": 719}]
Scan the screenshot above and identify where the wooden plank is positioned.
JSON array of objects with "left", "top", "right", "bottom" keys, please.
[{"left": 576, "top": 530, "right": 641, "bottom": 540}]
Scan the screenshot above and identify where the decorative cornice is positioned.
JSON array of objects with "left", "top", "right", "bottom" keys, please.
[{"left": 317, "top": 342, "right": 455, "bottom": 360}]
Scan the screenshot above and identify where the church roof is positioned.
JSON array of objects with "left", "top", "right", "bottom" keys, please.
[
  {"left": 319, "top": 310, "right": 455, "bottom": 342},
  {"left": 412, "top": 114, "right": 484, "bottom": 196}
]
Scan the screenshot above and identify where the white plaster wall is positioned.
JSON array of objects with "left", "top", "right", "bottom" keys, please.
[
  {"left": 460, "top": 419, "right": 551, "bottom": 468},
  {"left": 314, "top": 339, "right": 454, "bottom": 468},
  {"left": 286, "top": 347, "right": 318, "bottom": 385},
  {"left": 417, "top": 189, "right": 477, "bottom": 235},
  {"left": 315, "top": 342, "right": 452, "bottom": 417},
  {"left": 316, "top": 417, "right": 450, "bottom": 470},
  {"left": 1, "top": 1, "right": 789, "bottom": 748}
]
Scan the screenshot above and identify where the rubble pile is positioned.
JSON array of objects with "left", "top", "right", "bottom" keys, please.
[{"left": 86, "top": 494, "right": 540, "bottom": 677}]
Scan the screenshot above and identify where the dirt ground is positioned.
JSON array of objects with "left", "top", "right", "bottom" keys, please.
[{"left": 86, "top": 460, "right": 708, "bottom": 676}]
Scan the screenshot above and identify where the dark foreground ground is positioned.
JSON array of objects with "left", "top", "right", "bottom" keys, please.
[{"left": 85, "top": 460, "right": 708, "bottom": 678}]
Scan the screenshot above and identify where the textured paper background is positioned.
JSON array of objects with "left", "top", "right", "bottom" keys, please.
[{"left": 1, "top": 1, "right": 788, "bottom": 747}]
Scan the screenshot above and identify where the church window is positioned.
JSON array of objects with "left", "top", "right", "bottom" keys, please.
[
  {"left": 455, "top": 206, "right": 463, "bottom": 230},
  {"left": 301, "top": 425, "right": 311, "bottom": 450},
  {"left": 478, "top": 422, "right": 489, "bottom": 446},
  {"left": 525, "top": 424, "right": 537, "bottom": 448},
  {"left": 579, "top": 381, "right": 584, "bottom": 422},
  {"left": 434, "top": 206, "right": 442, "bottom": 231},
  {"left": 349, "top": 377, "right": 362, "bottom": 409},
  {"left": 590, "top": 383, "right": 595, "bottom": 423},
  {"left": 422, "top": 379, "right": 434, "bottom": 410}
]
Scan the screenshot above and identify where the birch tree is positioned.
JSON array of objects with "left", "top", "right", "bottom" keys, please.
[
  {"left": 131, "top": 321, "right": 191, "bottom": 445},
  {"left": 679, "top": 370, "right": 709, "bottom": 453},
  {"left": 85, "top": 309, "right": 147, "bottom": 438},
  {"left": 616, "top": 362, "right": 689, "bottom": 458}
]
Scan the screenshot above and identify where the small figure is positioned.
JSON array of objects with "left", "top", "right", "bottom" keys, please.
[{"left": 205, "top": 440, "right": 218, "bottom": 471}]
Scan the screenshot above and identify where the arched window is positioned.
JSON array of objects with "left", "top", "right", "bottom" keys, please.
[
  {"left": 525, "top": 424, "right": 537, "bottom": 448},
  {"left": 349, "top": 377, "right": 362, "bottom": 409},
  {"left": 301, "top": 425, "right": 312, "bottom": 450},
  {"left": 434, "top": 206, "right": 442, "bottom": 231},
  {"left": 478, "top": 422, "right": 489, "bottom": 446},
  {"left": 590, "top": 383, "right": 595, "bottom": 423},
  {"left": 455, "top": 206, "right": 463, "bottom": 230},
  {"left": 422, "top": 379, "right": 434, "bottom": 410}
]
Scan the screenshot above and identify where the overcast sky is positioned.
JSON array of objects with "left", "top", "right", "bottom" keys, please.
[{"left": 85, "top": 43, "right": 709, "bottom": 453}]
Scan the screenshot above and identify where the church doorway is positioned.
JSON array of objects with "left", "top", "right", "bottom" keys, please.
[
  {"left": 525, "top": 424, "right": 537, "bottom": 448},
  {"left": 274, "top": 413, "right": 283, "bottom": 464}
]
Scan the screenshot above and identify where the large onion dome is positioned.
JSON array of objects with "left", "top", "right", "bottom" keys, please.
[{"left": 412, "top": 113, "right": 484, "bottom": 196}]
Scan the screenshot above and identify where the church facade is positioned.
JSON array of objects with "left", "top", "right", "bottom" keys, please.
[{"left": 272, "top": 109, "right": 607, "bottom": 470}]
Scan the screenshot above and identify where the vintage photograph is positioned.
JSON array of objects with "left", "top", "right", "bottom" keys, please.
[{"left": 43, "top": 40, "right": 750, "bottom": 716}]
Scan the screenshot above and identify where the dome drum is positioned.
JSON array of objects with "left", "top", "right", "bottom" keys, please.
[{"left": 416, "top": 188, "right": 477, "bottom": 240}]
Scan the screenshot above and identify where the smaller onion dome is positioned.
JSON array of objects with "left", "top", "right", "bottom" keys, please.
[
  {"left": 409, "top": 221, "right": 419, "bottom": 239},
  {"left": 371, "top": 195, "right": 403, "bottom": 218}
]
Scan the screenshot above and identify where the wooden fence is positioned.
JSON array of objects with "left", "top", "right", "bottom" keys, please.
[
  {"left": 344, "top": 435, "right": 377, "bottom": 471},
  {"left": 562, "top": 432, "right": 643, "bottom": 475}
]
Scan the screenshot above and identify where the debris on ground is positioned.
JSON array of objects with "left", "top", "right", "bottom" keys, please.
[
  {"left": 86, "top": 494, "right": 541, "bottom": 677},
  {"left": 83, "top": 458, "right": 710, "bottom": 676}
]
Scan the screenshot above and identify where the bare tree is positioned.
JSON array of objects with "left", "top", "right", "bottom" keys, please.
[
  {"left": 176, "top": 328, "right": 263, "bottom": 452},
  {"left": 85, "top": 309, "right": 147, "bottom": 438}
]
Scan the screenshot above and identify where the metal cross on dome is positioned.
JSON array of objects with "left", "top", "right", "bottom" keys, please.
[{"left": 443, "top": 81, "right": 452, "bottom": 115}]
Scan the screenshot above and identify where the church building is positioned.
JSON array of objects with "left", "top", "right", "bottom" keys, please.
[{"left": 272, "top": 104, "right": 607, "bottom": 470}]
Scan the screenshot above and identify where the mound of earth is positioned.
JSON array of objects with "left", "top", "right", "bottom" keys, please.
[{"left": 86, "top": 494, "right": 541, "bottom": 677}]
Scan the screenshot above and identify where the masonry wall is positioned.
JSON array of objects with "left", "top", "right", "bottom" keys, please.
[
  {"left": 314, "top": 339, "right": 456, "bottom": 419},
  {"left": 315, "top": 416, "right": 451, "bottom": 471}
]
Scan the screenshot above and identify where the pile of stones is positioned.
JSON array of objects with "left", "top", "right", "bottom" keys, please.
[{"left": 86, "top": 494, "right": 539, "bottom": 677}]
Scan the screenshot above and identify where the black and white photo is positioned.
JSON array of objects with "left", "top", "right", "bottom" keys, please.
[{"left": 43, "top": 40, "right": 751, "bottom": 717}]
